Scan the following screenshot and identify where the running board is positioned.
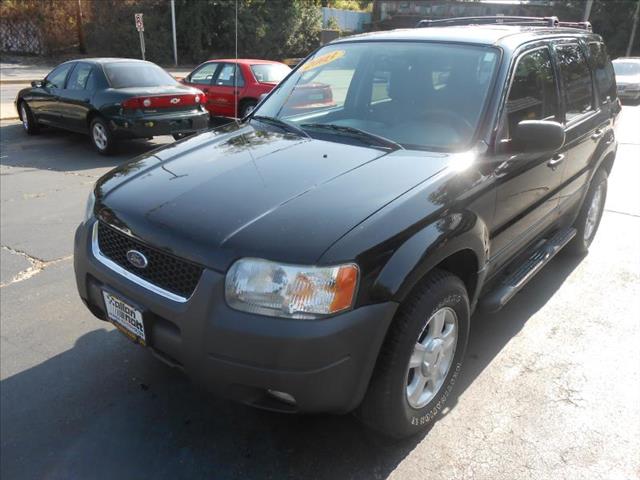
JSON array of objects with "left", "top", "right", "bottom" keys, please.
[{"left": 480, "top": 227, "right": 577, "bottom": 312}]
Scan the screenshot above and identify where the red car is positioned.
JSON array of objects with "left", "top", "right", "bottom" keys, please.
[{"left": 181, "top": 59, "right": 291, "bottom": 118}]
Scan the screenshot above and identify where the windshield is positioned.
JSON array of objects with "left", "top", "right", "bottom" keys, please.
[
  {"left": 253, "top": 41, "right": 499, "bottom": 151},
  {"left": 104, "top": 62, "right": 178, "bottom": 88},
  {"left": 251, "top": 64, "right": 291, "bottom": 83},
  {"left": 613, "top": 61, "right": 640, "bottom": 76}
]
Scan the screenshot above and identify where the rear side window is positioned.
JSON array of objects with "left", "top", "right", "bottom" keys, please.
[
  {"left": 67, "top": 63, "right": 93, "bottom": 90},
  {"left": 589, "top": 42, "right": 616, "bottom": 104},
  {"left": 506, "top": 48, "right": 558, "bottom": 136},
  {"left": 555, "top": 44, "right": 594, "bottom": 121},
  {"left": 215, "top": 64, "right": 245, "bottom": 87}
]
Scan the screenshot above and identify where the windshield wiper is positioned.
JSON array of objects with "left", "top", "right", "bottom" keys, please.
[
  {"left": 252, "top": 115, "right": 310, "bottom": 138},
  {"left": 300, "top": 123, "right": 404, "bottom": 151}
]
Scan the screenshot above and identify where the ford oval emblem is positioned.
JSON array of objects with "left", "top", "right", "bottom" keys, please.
[{"left": 126, "top": 250, "right": 148, "bottom": 269}]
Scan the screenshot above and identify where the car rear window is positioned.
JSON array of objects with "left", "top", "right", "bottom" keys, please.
[
  {"left": 104, "top": 63, "right": 178, "bottom": 88},
  {"left": 250, "top": 64, "right": 291, "bottom": 83}
]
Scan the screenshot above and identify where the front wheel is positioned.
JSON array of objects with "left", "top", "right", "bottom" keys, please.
[
  {"left": 20, "top": 102, "right": 39, "bottom": 135},
  {"left": 566, "top": 168, "right": 608, "bottom": 255},
  {"left": 357, "top": 269, "right": 470, "bottom": 438},
  {"left": 90, "top": 117, "right": 115, "bottom": 155}
]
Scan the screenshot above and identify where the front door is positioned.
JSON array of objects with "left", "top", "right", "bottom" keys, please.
[
  {"left": 183, "top": 61, "right": 220, "bottom": 115},
  {"left": 38, "top": 62, "right": 75, "bottom": 125},
  {"left": 488, "top": 45, "right": 567, "bottom": 274}
]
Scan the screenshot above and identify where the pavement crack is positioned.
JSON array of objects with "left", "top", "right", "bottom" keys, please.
[
  {"left": 0, "top": 245, "right": 72, "bottom": 288},
  {"left": 604, "top": 208, "right": 640, "bottom": 218}
]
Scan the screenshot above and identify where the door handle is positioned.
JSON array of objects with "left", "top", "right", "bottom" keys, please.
[
  {"left": 547, "top": 153, "right": 565, "bottom": 170},
  {"left": 591, "top": 129, "right": 604, "bottom": 140}
]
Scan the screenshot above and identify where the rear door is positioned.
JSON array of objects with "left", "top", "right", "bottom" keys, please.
[
  {"left": 488, "top": 45, "right": 566, "bottom": 273},
  {"left": 38, "top": 62, "right": 75, "bottom": 124},
  {"left": 184, "top": 62, "right": 219, "bottom": 114},
  {"left": 553, "top": 41, "right": 607, "bottom": 219},
  {"left": 57, "top": 62, "right": 96, "bottom": 131},
  {"left": 207, "top": 63, "right": 245, "bottom": 117}
]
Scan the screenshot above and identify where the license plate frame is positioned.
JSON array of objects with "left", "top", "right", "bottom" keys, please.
[{"left": 102, "top": 291, "right": 146, "bottom": 345}]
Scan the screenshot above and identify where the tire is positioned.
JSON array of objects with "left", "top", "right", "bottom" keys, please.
[
  {"left": 19, "top": 102, "right": 39, "bottom": 135},
  {"left": 566, "top": 168, "right": 608, "bottom": 255},
  {"left": 90, "top": 117, "right": 115, "bottom": 155},
  {"left": 357, "top": 269, "right": 470, "bottom": 439},
  {"left": 172, "top": 132, "right": 195, "bottom": 141},
  {"left": 239, "top": 100, "right": 257, "bottom": 118}
]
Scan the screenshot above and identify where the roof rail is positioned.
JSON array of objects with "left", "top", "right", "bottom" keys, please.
[{"left": 415, "top": 16, "right": 592, "bottom": 31}]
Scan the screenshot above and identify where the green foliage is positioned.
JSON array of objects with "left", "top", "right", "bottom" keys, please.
[
  {"left": 326, "top": 16, "right": 341, "bottom": 31},
  {"left": 326, "top": 0, "right": 372, "bottom": 12}
]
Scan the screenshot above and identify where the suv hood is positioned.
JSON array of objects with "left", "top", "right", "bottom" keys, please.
[{"left": 95, "top": 123, "right": 449, "bottom": 271}]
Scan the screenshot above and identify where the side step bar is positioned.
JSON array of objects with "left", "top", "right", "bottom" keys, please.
[{"left": 480, "top": 227, "right": 577, "bottom": 312}]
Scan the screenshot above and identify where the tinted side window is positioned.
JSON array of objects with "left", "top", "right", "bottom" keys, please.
[
  {"left": 190, "top": 63, "right": 218, "bottom": 85},
  {"left": 45, "top": 63, "right": 74, "bottom": 88},
  {"left": 556, "top": 44, "right": 594, "bottom": 121},
  {"left": 67, "top": 63, "right": 93, "bottom": 90},
  {"left": 215, "top": 64, "right": 245, "bottom": 87},
  {"left": 506, "top": 48, "right": 558, "bottom": 136},
  {"left": 589, "top": 42, "right": 616, "bottom": 104}
]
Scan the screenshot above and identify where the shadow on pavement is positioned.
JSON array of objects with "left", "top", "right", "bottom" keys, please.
[
  {"left": 0, "top": 122, "right": 169, "bottom": 172},
  {"left": 0, "top": 251, "right": 584, "bottom": 480}
]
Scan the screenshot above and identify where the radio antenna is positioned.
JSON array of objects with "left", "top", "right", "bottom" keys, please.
[{"left": 234, "top": 0, "right": 238, "bottom": 118}]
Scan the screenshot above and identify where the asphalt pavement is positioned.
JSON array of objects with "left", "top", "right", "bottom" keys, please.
[{"left": 0, "top": 107, "right": 639, "bottom": 480}]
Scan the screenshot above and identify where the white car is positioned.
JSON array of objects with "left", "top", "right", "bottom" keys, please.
[{"left": 613, "top": 58, "right": 640, "bottom": 102}]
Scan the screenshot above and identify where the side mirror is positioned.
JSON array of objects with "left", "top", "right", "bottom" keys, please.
[
  {"left": 31, "top": 80, "right": 43, "bottom": 88},
  {"left": 513, "top": 120, "right": 565, "bottom": 153}
]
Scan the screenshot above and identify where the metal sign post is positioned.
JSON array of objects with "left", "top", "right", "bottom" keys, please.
[{"left": 135, "top": 13, "right": 145, "bottom": 60}]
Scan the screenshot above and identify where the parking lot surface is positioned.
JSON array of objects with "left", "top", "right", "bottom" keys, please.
[{"left": 1, "top": 107, "right": 639, "bottom": 480}]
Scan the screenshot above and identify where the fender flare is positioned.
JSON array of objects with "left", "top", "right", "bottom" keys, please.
[{"left": 370, "top": 210, "right": 489, "bottom": 307}]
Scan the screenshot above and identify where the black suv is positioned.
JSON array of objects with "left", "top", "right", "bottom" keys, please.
[{"left": 74, "top": 17, "right": 620, "bottom": 438}]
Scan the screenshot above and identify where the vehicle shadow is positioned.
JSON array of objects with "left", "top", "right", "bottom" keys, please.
[
  {"left": 0, "top": 122, "right": 171, "bottom": 173},
  {"left": 0, "top": 254, "right": 583, "bottom": 480}
]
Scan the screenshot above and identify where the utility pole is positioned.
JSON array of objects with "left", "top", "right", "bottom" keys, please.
[
  {"left": 76, "top": 0, "right": 86, "bottom": 54},
  {"left": 627, "top": 0, "right": 640, "bottom": 57},
  {"left": 582, "top": 0, "right": 594, "bottom": 22},
  {"left": 171, "top": 0, "right": 178, "bottom": 66}
]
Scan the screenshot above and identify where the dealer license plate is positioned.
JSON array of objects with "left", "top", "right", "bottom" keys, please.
[{"left": 103, "top": 291, "right": 146, "bottom": 344}]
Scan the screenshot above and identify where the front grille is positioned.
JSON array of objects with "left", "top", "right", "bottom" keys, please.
[{"left": 97, "top": 222, "right": 203, "bottom": 299}]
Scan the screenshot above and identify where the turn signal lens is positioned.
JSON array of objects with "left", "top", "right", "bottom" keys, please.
[{"left": 225, "top": 258, "right": 359, "bottom": 319}]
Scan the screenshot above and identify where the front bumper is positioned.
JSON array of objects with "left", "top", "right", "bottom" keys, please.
[
  {"left": 74, "top": 219, "right": 397, "bottom": 413},
  {"left": 108, "top": 109, "right": 210, "bottom": 139},
  {"left": 617, "top": 87, "right": 640, "bottom": 100}
]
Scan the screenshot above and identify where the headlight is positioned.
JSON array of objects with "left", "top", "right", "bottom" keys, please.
[
  {"left": 225, "top": 258, "right": 359, "bottom": 319},
  {"left": 84, "top": 191, "right": 95, "bottom": 221}
]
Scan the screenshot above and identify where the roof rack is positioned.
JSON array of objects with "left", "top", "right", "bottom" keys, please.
[{"left": 415, "top": 16, "right": 592, "bottom": 32}]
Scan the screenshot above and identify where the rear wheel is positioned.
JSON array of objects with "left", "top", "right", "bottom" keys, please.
[
  {"left": 20, "top": 102, "right": 39, "bottom": 135},
  {"left": 90, "top": 117, "right": 115, "bottom": 155},
  {"left": 566, "top": 168, "right": 608, "bottom": 255},
  {"left": 357, "top": 269, "right": 470, "bottom": 438},
  {"left": 239, "top": 100, "right": 257, "bottom": 118}
]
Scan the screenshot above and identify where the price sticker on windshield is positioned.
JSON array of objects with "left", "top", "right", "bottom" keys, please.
[{"left": 301, "top": 50, "right": 345, "bottom": 72}]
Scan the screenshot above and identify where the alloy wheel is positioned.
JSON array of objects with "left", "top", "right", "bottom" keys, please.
[
  {"left": 92, "top": 122, "right": 108, "bottom": 150},
  {"left": 406, "top": 306, "right": 458, "bottom": 409},
  {"left": 21, "top": 105, "right": 29, "bottom": 131},
  {"left": 584, "top": 182, "right": 604, "bottom": 241}
]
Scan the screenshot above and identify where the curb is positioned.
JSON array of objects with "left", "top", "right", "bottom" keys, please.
[
  {"left": 1, "top": 116, "right": 20, "bottom": 121},
  {"left": 0, "top": 80, "right": 32, "bottom": 85}
]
